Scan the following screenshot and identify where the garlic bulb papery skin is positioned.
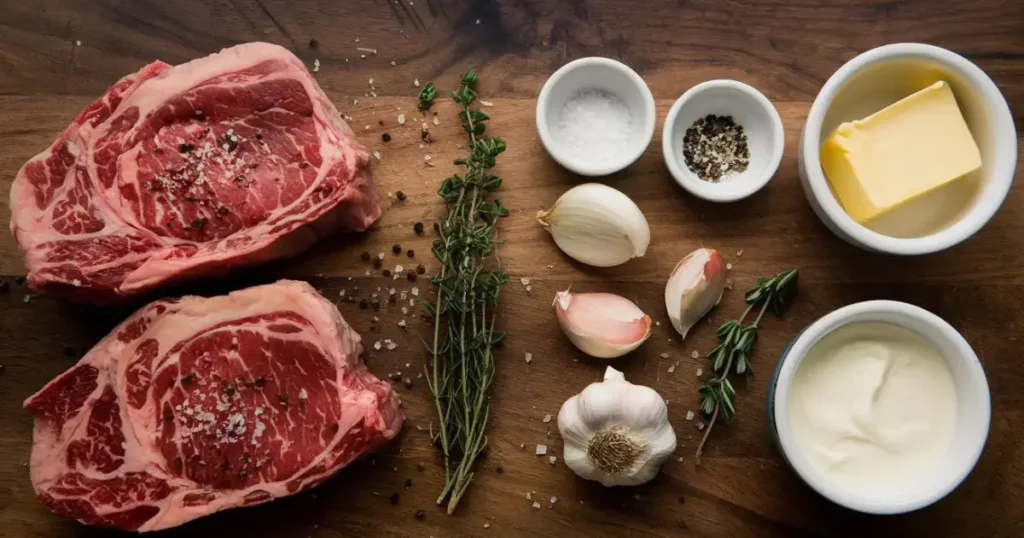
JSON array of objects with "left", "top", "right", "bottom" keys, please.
[
  {"left": 537, "top": 183, "right": 650, "bottom": 267},
  {"left": 554, "top": 289, "right": 652, "bottom": 359},
  {"left": 665, "top": 248, "right": 726, "bottom": 339},
  {"left": 558, "top": 366, "right": 677, "bottom": 487}
]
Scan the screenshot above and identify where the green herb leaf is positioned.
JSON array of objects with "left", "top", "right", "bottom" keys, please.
[{"left": 418, "top": 82, "right": 438, "bottom": 111}]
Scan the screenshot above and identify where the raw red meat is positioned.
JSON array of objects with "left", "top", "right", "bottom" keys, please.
[
  {"left": 24, "top": 280, "right": 402, "bottom": 531},
  {"left": 9, "top": 42, "right": 379, "bottom": 304}
]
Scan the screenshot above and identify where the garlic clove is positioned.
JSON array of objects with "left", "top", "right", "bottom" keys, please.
[
  {"left": 665, "top": 248, "right": 726, "bottom": 339},
  {"left": 554, "top": 289, "right": 652, "bottom": 359},
  {"left": 537, "top": 183, "right": 650, "bottom": 267}
]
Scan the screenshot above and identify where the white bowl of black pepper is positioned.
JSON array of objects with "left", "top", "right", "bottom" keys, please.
[{"left": 662, "top": 80, "right": 784, "bottom": 202}]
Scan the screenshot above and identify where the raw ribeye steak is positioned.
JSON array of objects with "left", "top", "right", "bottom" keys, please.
[
  {"left": 25, "top": 280, "right": 402, "bottom": 531},
  {"left": 10, "top": 42, "right": 378, "bottom": 304}
]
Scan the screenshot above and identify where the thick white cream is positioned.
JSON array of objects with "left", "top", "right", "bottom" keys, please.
[{"left": 788, "top": 322, "right": 957, "bottom": 495}]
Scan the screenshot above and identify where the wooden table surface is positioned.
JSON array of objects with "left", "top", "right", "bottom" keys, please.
[{"left": 1, "top": 1, "right": 1023, "bottom": 536}]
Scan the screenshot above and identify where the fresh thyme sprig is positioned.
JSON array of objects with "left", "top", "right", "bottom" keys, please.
[
  {"left": 425, "top": 69, "right": 509, "bottom": 514},
  {"left": 694, "top": 269, "right": 798, "bottom": 463},
  {"left": 418, "top": 82, "right": 437, "bottom": 111}
]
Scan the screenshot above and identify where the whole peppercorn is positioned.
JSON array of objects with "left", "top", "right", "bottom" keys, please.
[
  {"left": 392, "top": 244, "right": 402, "bottom": 254},
  {"left": 413, "top": 222, "right": 424, "bottom": 234}
]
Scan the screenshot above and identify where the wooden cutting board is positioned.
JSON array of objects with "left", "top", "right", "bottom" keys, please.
[{"left": 1, "top": 1, "right": 1022, "bottom": 536}]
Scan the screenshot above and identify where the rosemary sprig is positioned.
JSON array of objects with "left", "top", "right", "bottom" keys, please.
[
  {"left": 418, "top": 82, "right": 437, "bottom": 111},
  {"left": 694, "top": 269, "right": 798, "bottom": 463},
  {"left": 425, "top": 69, "right": 509, "bottom": 514}
]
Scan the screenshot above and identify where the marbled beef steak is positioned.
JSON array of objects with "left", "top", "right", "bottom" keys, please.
[
  {"left": 24, "top": 280, "right": 402, "bottom": 531},
  {"left": 9, "top": 42, "right": 379, "bottom": 303}
]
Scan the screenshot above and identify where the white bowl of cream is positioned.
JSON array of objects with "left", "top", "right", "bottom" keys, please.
[{"left": 770, "top": 300, "right": 990, "bottom": 514}]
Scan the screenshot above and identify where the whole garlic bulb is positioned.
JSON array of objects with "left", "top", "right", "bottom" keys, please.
[
  {"left": 554, "top": 289, "right": 652, "bottom": 359},
  {"left": 537, "top": 183, "right": 650, "bottom": 267},
  {"left": 558, "top": 366, "right": 677, "bottom": 487},
  {"left": 665, "top": 248, "right": 726, "bottom": 339}
]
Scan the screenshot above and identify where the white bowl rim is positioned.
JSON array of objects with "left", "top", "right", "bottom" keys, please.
[
  {"left": 662, "top": 79, "right": 785, "bottom": 202},
  {"left": 773, "top": 299, "right": 991, "bottom": 514},
  {"left": 802, "top": 43, "right": 1018, "bottom": 255},
  {"left": 535, "top": 56, "right": 656, "bottom": 176}
]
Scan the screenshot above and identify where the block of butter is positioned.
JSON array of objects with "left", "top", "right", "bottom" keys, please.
[{"left": 820, "top": 81, "right": 981, "bottom": 224}]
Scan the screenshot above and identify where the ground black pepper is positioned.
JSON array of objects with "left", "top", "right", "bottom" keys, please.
[
  {"left": 682, "top": 114, "right": 749, "bottom": 182},
  {"left": 308, "top": 39, "right": 318, "bottom": 49}
]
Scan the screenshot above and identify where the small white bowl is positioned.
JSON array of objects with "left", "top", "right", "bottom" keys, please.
[
  {"left": 536, "top": 57, "right": 655, "bottom": 176},
  {"left": 799, "top": 43, "right": 1018, "bottom": 255},
  {"left": 662, "top": 80, "right": 784, "bottom": 202},
  {"left": 770, "top": 300, "right": 990, "bottom": 514}
]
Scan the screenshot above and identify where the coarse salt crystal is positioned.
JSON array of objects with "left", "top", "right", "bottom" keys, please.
[
  {"left": 525, "top": 352, "right": 532, "bottom": 364},
  {"left": 520, "top": 278, "right": 530, "bottom": 286},
  {"left": 686, "top": 410, "right": 695, "bottom": 421},
  {"left": 372, "top": 150, "right": 381, "bottom": 160},
  {"left": 312, "top": 59, "right": 320, "bottom": 73},
  {"left": 556, "top": 89, "right": 634, "bottom": 164},
  {"left": 401, "top": 306, "right": 408, "bottom": 315},
  {"left": 727, "top": 263, "right": 733, "bottom": 270},
  {"left": 373, "top": 341, "right": 382, "bottom": 350},
  {"left": 737, "top": 249, "right": 744, "bottom": 256},
  {"left": 550, "top": 496, "right": 558, "bottom": 504},
  {"left": 432, "top": 116, "right": 440, "bottom": 125},
  {"left": 411, "top": 287, "right": 419, "bottom": 296},
  {"left": 696, "top": 421, "right": 705, "bottom": 431},
  {"left": 525, "top": 286, "right": 532, "bottom": 292},
  {"left": 549, "top": 456, "right": 557, "bottom": 465},
  {"left": 397, "top": 113, "right": 406, "bottom": 125},
  {"left": 696, "top": 367, "right": 703, "bottom": 376},
  {"left": 398, "top": 319, "right": 407, "bottom": 328},
  {"left": 535, "top": 444, "right": 547, "bottom": 456},
  {"left": 532, "top": 501, "right": 541, "bottom": 510},
  {"left": 668, "top": 364, "right": 676, "bottom": 373},
  {"left": 413, "top": 78, "right": 420, "bottom": 87},
  {"left": 391, "top": 60, "right": 397, "bottom": 66},
  {"left": 526, "top": 492, "right": 532, "bottom": 500},
  {"left": 298, "top": 389, "right": 308, "bottom": 400},
  {"left": 659, "top": 352, "right": 669, "bottom": 359},
  {"left": 542, "top": 414, "right": 551, "bottom": 423},
  {"left": 339, "top": 290, "right": 346, "bottom": 297},
  {"left": 691, "top": 350, "right": 699, "bottom": 359}
]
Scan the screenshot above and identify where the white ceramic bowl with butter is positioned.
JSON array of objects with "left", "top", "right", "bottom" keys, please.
[
  {"left": 799, "top": 43, "right": 1017, "bottom": 255},
  {"left": 536, "top": 57, "right": 656, "bottom": 176},
  {"left": 770, "top": 300, "right": 990, "bottom": 514}
]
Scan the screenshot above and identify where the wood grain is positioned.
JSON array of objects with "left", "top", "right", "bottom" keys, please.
[{"left": 1, "top": 1, "right": 1023, "bottom": 536}]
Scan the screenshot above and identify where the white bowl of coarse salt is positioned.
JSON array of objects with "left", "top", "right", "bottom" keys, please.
[{"left": 536, "top": 57, "right": 656, "bottom": 176}]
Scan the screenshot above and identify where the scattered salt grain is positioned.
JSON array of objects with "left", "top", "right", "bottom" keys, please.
[
  {"left": 726, "top": 263, "right": 733, "bottom": 270},
  {"left": 736, "top": 249, "right": 744, "bottom": 256},
  {"left": 75, "top": 40, "right": 82, "bottom": 46},
  {"left": 312, "top": 59, "right": 320, "bottom": 73},
  {"left": 23, "top": 295, "right": 30, "bottom": 303},
  {"left": 556, "top": 89, "right": 635, "bottom": 164},
  {"left": 397, "top": 113, "right": 406, "bottom": 125},
  {"left": 398, "top": 319, "right": 407, "bottom": 328},
  {"left": 667, "top": 364, "right": 676, "bottom": 373},
  {"left": 484, "top": 523, "right": 491, "bottom": 529},
  {"left": 373, "top": 341, "right": 382, "bottom": 350},
  {"left": 526, "top": 492, "right": 532, "bottom": 500},
  {"left": 357, "top": 47, "right": 377, "bottom": 55},
  {"left": 525, "top": 285, "right": 532, "bottom": 292},
  {"left": 696, "top": 367, "right": 703, "bottom": 377},
  {"left": 655, "top": 321, "right": 660, "bottom": 326},
  {"left": 411, "top": 287, "right": 419, "bottom": 296},
  {"left": 385, "top": 339, "right": 398, "bottom": 351},
  {"left": 520, "top": 277, "right": 530, "bottom": 286},
  {"left": 532, "top": 501, "right": 541, "bottom": 510},
  {"left": 686, "top": 410, "right": 695, "bottom": 421},
  {"left": 479, "top": 100, "right": 494, "bottom": 107},
  {"left": 401, "top": 306, "right": 408, "bottom": 315},
  {"left": 390, "top": 60, "right": 397, "bottom": 66},
  {"left": 339, "top": 290, "right": 346, "bottom": 297},
  {"left": 691, "top": 350, "right": 699, "bottom": 359},
  {"left": 542, "top": 414, "right": 552, "bottom": 423},
  {"left": 549, "top": 456, "right": 557, "bottom": 466},
  {"left": 432, "top": 116, "right": 440, "bottom": 126},
  {"left": 696, "top": 421, "right": 705, "bottom": 431},
  {"left": 550, "top": 496, "right": 558, "bottom": 505},
  {"left": 659, "top": 352, "right": 669, "bottom": 359},
  {"left": 413, "top": 78, "right": 420, "bottom": 87},
  {"left": 298, "top": 389, "right": 308, "bottom": 400},
  {"left": 535, "top": 444, "right": 547, "bottom": 456},
  {"left": 524, "top": 352, "right": 532, "bottom": 364},
  {"left": 372, "top": 150, "right": 381, "bottom": 160}
]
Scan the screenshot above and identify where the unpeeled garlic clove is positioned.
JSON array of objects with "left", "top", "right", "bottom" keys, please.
[
  {"left": 537, "top": 183, "right": 650, "bottom": 267},
  {"left": 665, "top": 248, "right": 726, "bottom": 339},
  {"left": 554, "top": 289, "right": 652, "bottom": 358}
]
